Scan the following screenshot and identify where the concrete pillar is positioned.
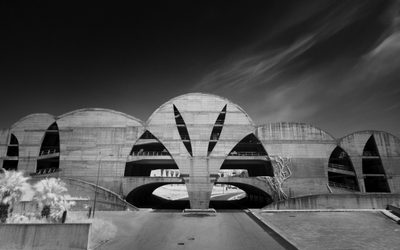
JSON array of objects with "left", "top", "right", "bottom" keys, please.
[{"left": 184, "top": 176, "right": 214, "bottom": 209}]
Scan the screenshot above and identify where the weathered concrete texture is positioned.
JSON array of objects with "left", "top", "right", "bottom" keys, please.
[
  {"left": 1, "top": 93, "right": 400, "bottom": 209},
  {"left": 0, "top": 223, "right": 91, "bottom": 250},
  {"left": 263, "top": 193, "right": 400, "bottom": 210},
  {"left": 0, "top": 128, "right": 9, "bottom": 167},
  {"left": 146, "top": 93, "right": 256, "bottom": 208},
  {"left": 9, "top": 114, "right": 56, "bottom": 173},
  {"left": 56, "top": 109, "right": 145, "bottom": 193}
]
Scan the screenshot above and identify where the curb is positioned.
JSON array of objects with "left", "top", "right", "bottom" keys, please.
[
  {"left": 381, "top": 210, "right": 400, "bottom": 223},
  {"left": 183, "top": 208, "right": 217, "bottom": 213},
  {"left": 260, "top": 209, "right": 384, "bottom": 213}
]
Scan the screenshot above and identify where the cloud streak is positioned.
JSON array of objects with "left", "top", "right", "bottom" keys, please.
[{"left": 193, "top": 0, "right": 400, "bottom": 138}]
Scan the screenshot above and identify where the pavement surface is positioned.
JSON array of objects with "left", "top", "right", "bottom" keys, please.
[
  {"left": 254, "top": 210, "right": 400, "bottom": 250},
  {"left": 95, "top": 210, "right": 294, "bottom": 250}
]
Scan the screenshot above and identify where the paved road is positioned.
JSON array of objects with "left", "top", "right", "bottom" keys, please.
[{"left": 96, "top": 210, "right": 293, "bottom": 250}]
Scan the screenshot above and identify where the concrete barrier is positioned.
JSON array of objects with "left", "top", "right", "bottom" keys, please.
[
  {"left": 263, "top": 193, "right": 400, "bottom": 210},
  {"left": 14, "top": 199, "right": 133, "bottom": 214},
  {"left": 0, "top": 223, "right": 91, "bottom": 250},
  {"left": 388, "top": 204, "right": 400, "bottom": 217}
]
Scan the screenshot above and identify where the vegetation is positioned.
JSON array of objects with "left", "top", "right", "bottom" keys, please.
[
  {"left": 0, "top": 169, "right": 31, "bottom": 223},
  {"left": 0, "top": 169, "right": 75, "bottom": 223},
  {"left": 33, "top": 178, "right": 75, "bottom": 223}
]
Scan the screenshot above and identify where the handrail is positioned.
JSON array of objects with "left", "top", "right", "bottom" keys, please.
[
  {"left": 210, "top": 134, "right": 219, "bottom": 140},
  {"left": 362, "top": 151, "right": 379, "bottom": 157},
  {"left": 31, "top": 167, "right": 60, "bottom": 176},
  {"left": 328, "top": 181, "right": 357, "bottom": 190},
  {"left": 181, "top": 135, "right": 190, "bottom": 140},
  {"left": 328, "top": 163, "right": 353, "bottom": 172},
  {"left": 228, "top": 152, "right": 267, "bottom": 156},
  {"left": 39, "top": 148, "right": 60, "bottom": 156},
  {"left": 132, "top": 151, "right": 170, "bottom": 156}
]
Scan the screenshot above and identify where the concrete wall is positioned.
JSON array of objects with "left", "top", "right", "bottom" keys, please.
[
  {"left": 0, "top": 223, "right": 91, "bottom": 250},
  {"left": 388, "top": 204, "right": 400, "bottom": 217},
  {"left": 146, "top": 93, "right": 256, "bottom": 208},
  {"left": 0, "top": 128, "right": 9, "bottom": 168},
  {"left": 257, "top": 122, "right": 339, "bottom": 197},
  {"left": 339, "top": 131, "right": 400, "bottom": 193},
  {"left": 8, "top": 114, "right": 56, "bottom": 173},
  {"left": 263, "top": 193, "right": 400, "bottom": 210},
  {"left": 1, "top": 93, "right": 400, "bottom": 209},
  {"left": 14, "top": 177, "right": 139, "bottom": 213},
  {"left": 56, "top": 109, "right": 145, "bottom": 194}
]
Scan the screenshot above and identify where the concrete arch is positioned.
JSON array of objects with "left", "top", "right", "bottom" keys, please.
[
  {"left": 125, "top": 181, "right": 184, "bottom": 207},
  {"left": 256, "top": 122, "right": 336, "bottom": 141},
  {"left": 327, "top": 146, "right": 360, "bottom": 192},
  {"left": 10, "top": 113, "right": 56, "bottom": 130},
  {"left": 144, "top": 93, "right": 256, "bottom": 208},
  {"left": 58, "top": 108, "right": 145, "bottom": 126},
  {"left": 339, "top": 130, "right": 400, "bottom": 157},
  {"left": 9, "top": 114, "right": 57, "bottom": 173},
  {"left": 147, "top": 93, "right": 254, "bottom": 126},
  {"left": 216, "top": 177, "right": 274, "bottom": 206}
]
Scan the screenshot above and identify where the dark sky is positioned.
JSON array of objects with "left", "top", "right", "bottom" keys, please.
[{"left": 1, "top": 0, "right": 399, "bottom": 139}]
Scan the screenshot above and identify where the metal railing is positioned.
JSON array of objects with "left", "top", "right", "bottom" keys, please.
[
  {"left": 39, "top": 148, "right": 60, "bottom": 156},
  {"left": 210, "top": 134, "right": 220, "bottom": 140},
  {"left": 328, "top": 181, "right": 357, "bottom": 191},
  {"left": 180, "top": 135, "right": 190, "bottom": 141},
  {"left": 31, "top": 167, "right": 60, "bottom": 176},
  {"left": 132, "top": 151, "right": 170, "bottom": 156},
  {"left": 228, "top": 152, "right": 267, "bottom": 156},
  {"left": 362, "top": 151, "right": 379, "bottom": 157},
  {"left": 328, "top": 163, "right": 353, "bottom": 172}
]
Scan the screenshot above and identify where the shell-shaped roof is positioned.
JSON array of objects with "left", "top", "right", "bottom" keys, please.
[
  {"left": 257, "top": 122, "right": 336, "bottom": 141},
  {"left": 147, "top": 92, "right": 254, "bottom": 126}
]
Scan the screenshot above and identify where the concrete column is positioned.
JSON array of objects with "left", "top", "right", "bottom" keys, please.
[{"left": 184, "top": 176, "right": 214, "bottom": 209}]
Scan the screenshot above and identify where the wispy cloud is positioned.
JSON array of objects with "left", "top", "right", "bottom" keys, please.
[{"left": 192, "top": 0, "right": 400, "bottom": 137}]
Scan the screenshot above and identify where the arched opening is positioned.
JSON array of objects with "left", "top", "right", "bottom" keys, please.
[
  {"left": 125, "top": 181, "right": 272, "bottom": 210},
  {"left": 221, "top": 134, "right": 272, "bottom": 177},
  {"left": 36, "top": 123, "right": 60, "bottom": 174},
  {"left": 125, "top": 130, "right": 178, "bottom": 177},
  {"left": 212, "top": 182, "right": 273, "bottom": 209},
  {"left": 362, "top": 135, "right": 390, "bottom": 192},
  {"left": 3, "top": 134, "right": 19, "bottom": 171},
  {"left": 327, "top": 146, "right": 359, "bottom": 191},
  {"left": 126, "top": 182, "right": 186, "bottom": 208}
]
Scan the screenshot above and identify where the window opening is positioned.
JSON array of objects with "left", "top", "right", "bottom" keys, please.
[
  {"left": 37, "top": 122, "right": 60, "bottom": 173},
  {"left": 362, "top": 135, "right": 390, "bottom": 192},
  {"left": 221, "top": 134, "right": 271, "bottom": 177},
  {"left": 6, "top": 134, "right": 19, "bottom": 157},
  {"left": 327, "top": 146, "right": 359, "bottom": 191},
  {"left": 207, "top": 105, "right": 226, "bottom": 155},
  {"left": 173, "top": 105, "right": 192, "bottom": 156},
  {"left": 130, "top": 130, "right": 170, "bottom": 156}
]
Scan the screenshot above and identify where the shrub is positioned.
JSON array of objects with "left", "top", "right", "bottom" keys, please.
[
  {"left": 0, "top": 169, "right": 31, "bottom": 223},
  {"left": 33, "top": 178, "right": 75, "bottom": 223}
]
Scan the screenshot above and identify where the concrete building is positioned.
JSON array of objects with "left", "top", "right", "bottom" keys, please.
[{"left": 1, "top": 93, "right": 399, "bottom": 209}]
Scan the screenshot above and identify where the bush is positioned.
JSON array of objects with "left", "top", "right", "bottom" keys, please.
[{"left": 33, "top": 178, "right": 75, "bottom": 223}]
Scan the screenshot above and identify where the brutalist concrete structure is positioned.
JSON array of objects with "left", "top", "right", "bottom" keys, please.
[{"left": 1, "top": 93, "right": 400, "bottom": 209}]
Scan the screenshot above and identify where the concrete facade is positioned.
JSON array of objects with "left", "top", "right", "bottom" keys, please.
[{"left": 1, "top": 93, "right": 399, "bottom": 209}]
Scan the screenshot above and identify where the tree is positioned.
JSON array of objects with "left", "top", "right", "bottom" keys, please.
[
  {"left": 33, "top": 178, "right": 75, "bottom": 223},
  {"left": 0, "top": 169, "right": 31, "bottom": 223}
]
